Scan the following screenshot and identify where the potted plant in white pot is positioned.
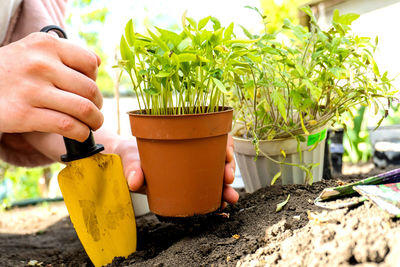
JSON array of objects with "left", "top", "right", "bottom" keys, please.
[
  {"left": 118, "top": 14, "right": 251, "bottom": 217},
  {"left": 229, "top": 7, "right": 397, "bottom": 192}
]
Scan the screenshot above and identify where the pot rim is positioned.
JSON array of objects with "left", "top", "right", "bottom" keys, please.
[
  {"left": 129, "top": 106, "right": 233, "bottom": 140},
  {"left": 128, "top": 106, "right": 233, "bottom": 118}
]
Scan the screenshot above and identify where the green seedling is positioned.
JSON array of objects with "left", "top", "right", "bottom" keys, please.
[
  {"left": 229, "top": 7, "right": 397, "bottom": 183},
  {"left": 118, "top": 13, "right": 256, "bottom": 115}
]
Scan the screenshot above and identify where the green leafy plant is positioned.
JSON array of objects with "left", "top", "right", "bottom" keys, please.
[
  {"left": 232, "top": 7, "right": 396, "bottom": 140},
  {"left": 118, "top": 13, "right": 256, "bottom": 115},
  {"left": 229, "top": 6, "right": 397, "bottom": 183}
]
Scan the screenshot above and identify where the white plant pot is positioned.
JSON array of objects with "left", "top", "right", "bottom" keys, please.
[
  {"left": 130, "top": 192, "right": 150, "bottom": 217},
  {"left": 233, "top": 129, "right": 327, "bottom": 193}
]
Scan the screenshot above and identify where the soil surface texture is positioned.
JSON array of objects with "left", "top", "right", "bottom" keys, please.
[{"left": 1, "top": 164, "right": 400, "bottom": 267}]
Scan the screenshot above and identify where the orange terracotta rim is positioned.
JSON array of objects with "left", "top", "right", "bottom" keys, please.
[
  {"left": 127, "top": 106, "right": 233, "bottom": 117},
  {"left": 128, "top": 106, "right": 233, "bottom": 140}
]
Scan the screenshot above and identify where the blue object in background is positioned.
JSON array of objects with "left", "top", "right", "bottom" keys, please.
[{"left": 0, "top": 178, "right": 13, "bottom": 201}]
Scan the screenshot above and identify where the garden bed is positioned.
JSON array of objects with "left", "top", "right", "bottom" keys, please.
[{"left": 1, "top": 164, "right": 400, "bottom": 266}]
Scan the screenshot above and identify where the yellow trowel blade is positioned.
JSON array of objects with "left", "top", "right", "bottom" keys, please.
[{"left": 58, "top": 153, "right": 136, "bottom": 267}]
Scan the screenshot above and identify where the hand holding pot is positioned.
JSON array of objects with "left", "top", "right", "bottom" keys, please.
[
  {"left": 222, "top": 134, "right": 239, "bottom": 206},
  {"left": 113, "top": 134, "right": 239, "bottom": 206},
  {"left": 0, "top": 32, "right": 103, "bottom": 142}
]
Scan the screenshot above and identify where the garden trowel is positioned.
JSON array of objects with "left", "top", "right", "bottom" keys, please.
[{"left": 40, "top": 26, "right": 137, "bottom": 267}]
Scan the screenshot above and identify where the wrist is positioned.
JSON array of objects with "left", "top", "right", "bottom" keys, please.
[
  {"left": 112, "top": 137, "right": 138, "bottom": 158},
  {"left": 92, "top": 128, "right": 139, "bottom": 159},
  {"left": 92, "top": 128, "right": 121, "bottom": 154}
]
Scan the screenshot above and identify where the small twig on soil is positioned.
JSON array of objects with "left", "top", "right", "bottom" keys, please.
[
  {"left": 238, "top": 205, "right": 257, "bottom": 213},
  {"left": 215, "top": 212, "right": 230, "bottom": 218}
]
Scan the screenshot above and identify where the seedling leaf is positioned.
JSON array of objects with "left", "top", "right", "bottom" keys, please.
[
  {"left": 276, "top": 194, "right": 290, "bottom": 212},
  {"left": 271, "top": 171, "right": 281, "bottom": 185},
  {"left": 212, "top": 78, "right": 228, "bottom": 94},
  {"left": 198, "top": 16, "right": 211, "bottom": 30}
]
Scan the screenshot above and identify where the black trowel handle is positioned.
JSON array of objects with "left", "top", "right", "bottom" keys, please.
[
  {"left": 40, "top": 25, "right": 68, "bottom": 39},
  {"left": 40, "top": 25, "right": 104, "bottom": 162},
  {"left": 61, "top": 134, "right": 104, "bottom": 162}
]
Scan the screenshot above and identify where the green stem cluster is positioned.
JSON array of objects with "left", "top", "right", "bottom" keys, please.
[{"left": 119, "top": 15, "right": 236, "bottom": 115}]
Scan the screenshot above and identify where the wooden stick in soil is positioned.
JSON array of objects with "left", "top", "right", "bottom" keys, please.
[{"left": 114, "top": 53, "right": 121, "bottom": 135}]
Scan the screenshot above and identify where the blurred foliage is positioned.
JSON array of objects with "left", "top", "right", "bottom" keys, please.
[
  {"left": 342, "top": 106, "right": 372, "bottom": 163},
  {"left": 67, "top": 0, "right": 115, "bottom": 96},
  {"left": 382, "top": 102, "right": 400, "bottom": 125},
  {"left": 81, "top": 8, "right": 108, "bottom": 24},
  {"left": 0, "top": 161, "right": 62, "bottom": 208},
  {"left": 77, "top": 0, "right": 93, "bottom": 6},
  {"left": 342, "top": 102, "right": 400, "bottom": 163},
  {"left": 259, "top": 0, "right": 308, "bottom": 34}
]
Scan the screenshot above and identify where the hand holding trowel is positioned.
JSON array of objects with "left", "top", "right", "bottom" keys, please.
[{"left": 40, "top": 26, "right": 137, "bottom": 267}]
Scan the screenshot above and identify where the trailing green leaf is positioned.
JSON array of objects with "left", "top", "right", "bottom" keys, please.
[
  {"left": 276, "top": 194, "right": 290, "bottom": 212},
  {"left": 271, "top": 171, "right": 281, "bottom": 185}
]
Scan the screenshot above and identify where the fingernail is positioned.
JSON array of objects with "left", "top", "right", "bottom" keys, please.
[
  {"left": 231, "top": 167, "right": 235, "bottom": 177},
  {"left": 127, "top": 171, "right": 136, "bottom": 189}
]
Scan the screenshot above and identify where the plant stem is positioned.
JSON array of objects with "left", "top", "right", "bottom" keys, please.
[
  {"left": 128, "top": 72, "right": 143, "bottom": 111},
  {"left": 250, "top": 67, "right": 258, "bottom": 136}
]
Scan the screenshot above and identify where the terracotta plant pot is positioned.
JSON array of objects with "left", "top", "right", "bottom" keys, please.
[{"left": 128, "top": 107, "right": 233, "bottom": 217}]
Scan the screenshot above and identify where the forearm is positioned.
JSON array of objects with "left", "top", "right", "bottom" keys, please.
[{"left": 21, "top": 132, "right": 65, "bottom": 162}]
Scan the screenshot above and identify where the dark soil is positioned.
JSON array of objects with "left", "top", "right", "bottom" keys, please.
[{"left": 1, "top": 165, "right": 400, "bottom": 267}]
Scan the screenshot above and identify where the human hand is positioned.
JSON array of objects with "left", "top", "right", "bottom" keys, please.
[
  {"left": 113, "top": 134, "right": 239, "bottom": 207},
  {"left": 0, "top": 32, "right": 103, "bottom": 141},
  {"left": 221, "top": 134, "right": 240, "bottom": 207}
]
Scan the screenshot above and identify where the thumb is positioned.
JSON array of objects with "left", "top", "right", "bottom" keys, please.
[{"left": 125, "top": 160, "right": 145, "bottom": 192}]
